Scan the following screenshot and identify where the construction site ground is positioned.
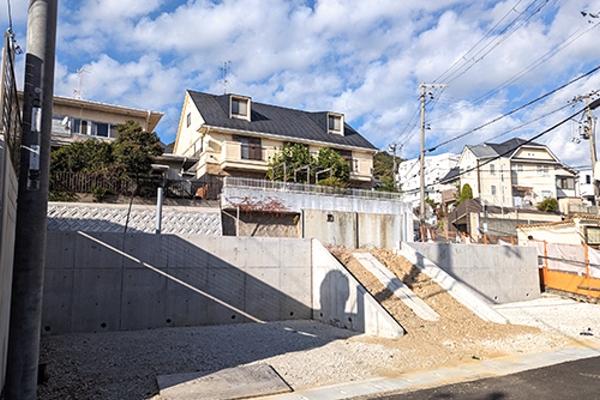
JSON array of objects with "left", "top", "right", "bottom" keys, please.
[{"left": 38, "top": 250, "right": 600, "bottom": 400}]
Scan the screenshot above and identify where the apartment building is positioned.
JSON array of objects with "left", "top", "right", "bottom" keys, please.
[
  {"left": 172, "top": 91, "right": 377, "bottom": 187},
  {"left": 46, "top": 95, "right": 164, "bottom": 147},
  {"left": 397, "top": 152, "right": 458, "bottom": 207}
]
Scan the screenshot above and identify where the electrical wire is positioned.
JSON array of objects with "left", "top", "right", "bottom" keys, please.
[
  {"left": 400, "top": 105, "right": 586, "bottom": 195},
  {"left": 426, "top": 64, "right": 600, "bottom": 152}
]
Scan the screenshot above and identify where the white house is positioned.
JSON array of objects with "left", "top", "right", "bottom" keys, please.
[
  {"left": 397, "top": 152, "right": 458, "bottom": 208},
  {"left": 577, "top": 168, "right": 595, "bottom": 205},
  {"left": 457, "top": 138, "right": 577, "bottom": 208}
]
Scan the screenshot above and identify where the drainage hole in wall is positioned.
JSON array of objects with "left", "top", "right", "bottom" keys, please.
[
  {"left": 319, "top": 312, "right": 323, "bottom": 317},
  {"left": 166, "top": 318, "right": 172, "bottom": 324},
  {"left": 348, "top": 317, "right": 352, "bottom": 323},
  {"left": 289, "top": 311, "right": 294, "bottom": 317},
  {"left": 231, "top": 315, "right": 236, "bottom": 320},
  {"left": 494, "top": 296, "right": 498, "bottom": 301},
  {"left": 95, "top": 302, "right": 99, "bottom": 306},
  {"left": 526, "top": 292, "right": 530, "bottom": 297},
  {"left": 44, "top": 326, "right": 51, "bottom": 332},
  {"left": 100, "top": 322, "right": 107, "bottom": 329}
]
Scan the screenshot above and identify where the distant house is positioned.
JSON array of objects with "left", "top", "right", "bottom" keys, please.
[
  {"left": 577, "top": 168, "right": 595, "bottom": 205},
  {"left": 397, "top": 152, "right": 458, "bottom": 208},
  {"left": 517, "top": 216, "right": 600, "bottom": 247},
  {"left": 40, "top": 95, "right": 164, "bottom": 148},
  {"left": 172, "top": 91, "right": 377, "bottom": 187},
  {"left": 457, "top": 138, "right": 577, "bottom": 208}
]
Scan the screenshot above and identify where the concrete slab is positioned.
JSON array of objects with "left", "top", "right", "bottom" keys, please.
[
  {"left": 157, "top": 364, "right": 292, "bottom": 400},
  {"left": 352, "top": 252, "right": 439, "bottom": 322}
]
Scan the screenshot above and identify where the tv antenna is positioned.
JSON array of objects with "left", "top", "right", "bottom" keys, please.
[
  {"left": 73, "top": 67, "right": 89, "bottom": 99},
  {"left": 220, "top": 61, "right": 231, "bottom": 94}
]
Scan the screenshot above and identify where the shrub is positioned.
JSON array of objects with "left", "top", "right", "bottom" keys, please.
[{"left": 537, "top": 197, "right": 558, "bottom": 212}]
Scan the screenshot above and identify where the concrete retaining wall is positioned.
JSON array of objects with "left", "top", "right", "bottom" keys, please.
[
  {"left": 312, "top": 240, "right": 405, "bottom": 338},
  {"left": 0, "top": 140, "right": 17, "bottom": 394},
  {"left": 303, "top": 210, "right": 402, "bottom": 249},
  {"left": 405, "top": 242, "right": 540, "bottom": 304},
  {"left": 43, "top": 233, "right": 312, "bottom": 334},
  {"left": 47, "top": 202, "right": 222, "bottom": 236}
]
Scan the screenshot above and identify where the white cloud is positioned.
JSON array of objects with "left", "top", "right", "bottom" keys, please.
[{"left": 19, "top": 0, "right": 599, "bottom": 167}]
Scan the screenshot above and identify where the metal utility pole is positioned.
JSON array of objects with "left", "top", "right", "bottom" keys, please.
[
  {"left": 5, "top": 1, "right": 57, "bottom": 399},
  {"left": 418, "top": 82, "right": 446, "bottom": 241}
]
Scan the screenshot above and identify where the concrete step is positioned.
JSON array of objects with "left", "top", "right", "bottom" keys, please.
[{"left": 352, "top": 252, "right": 440, "bottom": 322}]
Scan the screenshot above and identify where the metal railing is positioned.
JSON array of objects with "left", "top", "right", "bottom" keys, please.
[{"left": 223, "top": 176, "right": 405, "bottom": 201}]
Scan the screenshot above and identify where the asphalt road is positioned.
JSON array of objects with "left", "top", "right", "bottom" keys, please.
[{"left": 371, "top": 355, "right": 600, "bottom": 400}]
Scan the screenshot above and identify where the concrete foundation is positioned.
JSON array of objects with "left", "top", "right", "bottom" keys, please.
[{"left": 406, "top": 242, "right": 540, "bottom": 304}]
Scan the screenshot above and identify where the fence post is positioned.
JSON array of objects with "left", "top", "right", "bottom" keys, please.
[
  {"left": 543, "top": 240, "right": 549, "bottom": 271},
  {"left": 583, "top": 241, "right": 590, "bottom": 278}
]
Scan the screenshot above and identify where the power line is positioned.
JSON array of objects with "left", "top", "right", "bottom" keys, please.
[
  {"left": 426, "top": 64, "right": 600, "bottom": 152},
  {"left": 401, "top": 105, "right": 588, "bottom": 195}
]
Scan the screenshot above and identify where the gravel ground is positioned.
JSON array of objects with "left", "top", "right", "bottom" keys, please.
[
  {"left": 494, "top": 294, "right": 600, "bottom": 342},
  {"left": 38, "top": 320, "right": 405, "bottom": 400}
]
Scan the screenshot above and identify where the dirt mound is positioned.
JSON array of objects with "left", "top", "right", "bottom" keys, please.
[{"left": 330, "top": 247, "right": 569, "bottom": 373}]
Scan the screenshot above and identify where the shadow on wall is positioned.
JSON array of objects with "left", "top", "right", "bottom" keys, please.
[
  {"left": 318, "top": 270, "right": 364, "bottom": 332},
  {"left": 42, "top": 221, "right": 368, "bottom": 398}
]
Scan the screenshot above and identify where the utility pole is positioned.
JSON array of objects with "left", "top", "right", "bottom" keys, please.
[
  {"left": 576, "top": 91, "right": 600, "bottom": 205},
  {"left": 418, "top": 82, "right": 446, "bottom": 241},
  {"left": 5, "top": 1, "right": 57, "bottom": 399}
]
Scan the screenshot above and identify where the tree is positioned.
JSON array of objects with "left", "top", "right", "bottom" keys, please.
[
  {"left": 50, "top": 140, "right": 115, "bottom": 173},
  {"left": 112, "top": 120, "right": 162, "bottom": 179},
  {"left": 266, "top": 143, "right": 314, "bottom": 182},
  {"left": 456, "top": 183, "right": 473, "bottom": 205},
  {"left": 373, "top": 151, "right": 402, "bottom": 192},
  {"left": 537, "top": 197, "right": 559, "bottom": 212},
  {"left": 314, "top": 148, "right": 350, "bottom": 182}
]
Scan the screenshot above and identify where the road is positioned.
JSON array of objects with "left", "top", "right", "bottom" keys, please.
[{"left": 371, "top": 355, "right": 600, "bottom": 400}]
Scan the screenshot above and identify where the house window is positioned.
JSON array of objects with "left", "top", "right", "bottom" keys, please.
[
  {"left": 328, "top": 114, "right": 342, "bottom": 132},
  {"left": 94, "top": 122, "right": 109, "bottom": 137},
  {"left": 234, "top": 135, "right": 262, "bottom": 160},
  {"left": 518, "top": 164, "right": 523, "bottom": 172},
  {"left": 186, "top": 112, "right": 191, "bottom": 127},
  {"left": 557, "top": 176, "right": 575, "bottom": 190},
  {"left": 491, "top": 185, "right": 497, "bottom": 195},
  {"left": 586, "top": 175, "right": 592, "bottom": 184},
  {"left": 489, "top": 164, "right": 495, "bottom": 175},
  {"left": 231, "top": 98, "right": 249, "bottom": 118}
]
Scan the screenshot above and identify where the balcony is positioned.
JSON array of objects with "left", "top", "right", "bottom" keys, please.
[{"left": 220, "top": 141, "right": 274, "bottom": 171}]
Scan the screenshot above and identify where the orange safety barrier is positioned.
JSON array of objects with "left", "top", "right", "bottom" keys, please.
[{"left": 541, "top": 268, "right": 600, "bottom": 299}]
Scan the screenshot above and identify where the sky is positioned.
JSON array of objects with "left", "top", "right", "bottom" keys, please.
[{"left": 3, "top": 0, "right": 600, "bottom": 168}]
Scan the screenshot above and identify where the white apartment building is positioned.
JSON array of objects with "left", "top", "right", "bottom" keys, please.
[{"left": 397, "top": 152, "right": 458, "bottom": 208}]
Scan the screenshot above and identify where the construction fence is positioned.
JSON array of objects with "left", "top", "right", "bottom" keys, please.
[{"left": 531, "top": 240, "right": 600, "bottom": 299}]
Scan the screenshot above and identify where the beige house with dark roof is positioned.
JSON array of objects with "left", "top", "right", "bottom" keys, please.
[{"left": 172, "top": 91, "right": 377, "bottom": 186}]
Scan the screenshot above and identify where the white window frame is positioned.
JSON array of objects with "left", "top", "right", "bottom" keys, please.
[
  {"left": 230, "top": 96, "right": 251, "bottom": 121},
  {"left": 327, "top": 112, "right": 344, "bottom": 135}
]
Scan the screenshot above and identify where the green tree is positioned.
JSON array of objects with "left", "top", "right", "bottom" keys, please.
[
  {"left": 112, "top": 121, "right": 162, "bottom": 180},
  {"left": 314, "top": 148, "right": 350, "bottom": 182},
  {"left": 456, "top": 183, "right": 473, "bottom": 205},
  {"left": 537, "top": 197, "right": 559, "bottom": 212},
  {"left": 266, "top": 143, "right": 314, "bottom": 182},
  {"left": 373, "top": 151, "right": 402, "bottom": 192},
  {"left": 50, "top": 140, "right": 115, "bottom": 173}
]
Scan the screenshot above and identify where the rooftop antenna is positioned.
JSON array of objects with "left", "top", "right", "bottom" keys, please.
[
  {"left": 220, "top": 61, "right": 231, "bottom": 94},
  {"left": 73, "top": 67, "right": 89, "bottom": 99}
]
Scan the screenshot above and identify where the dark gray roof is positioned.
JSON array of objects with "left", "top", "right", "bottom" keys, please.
[
  {"left": 440, "top": 166, "right": 460, "bottom": 183},
  {"left": 468, "top": 137, "right": 544, "bottom": 159},
  {"left": 188, "top": 90, "right": 376, "bottom": 150}
]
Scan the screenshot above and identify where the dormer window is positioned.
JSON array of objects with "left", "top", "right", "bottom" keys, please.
[
  {"left": 327, "top": 113, "right": 343, "bottom": 135},
  {"left": 230, "top": 95, "right": 251, "bottom": 121}
]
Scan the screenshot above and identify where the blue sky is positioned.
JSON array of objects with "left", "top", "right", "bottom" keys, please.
[{"left": 3, "top": 0, "right": 600, "bottom": 167}]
